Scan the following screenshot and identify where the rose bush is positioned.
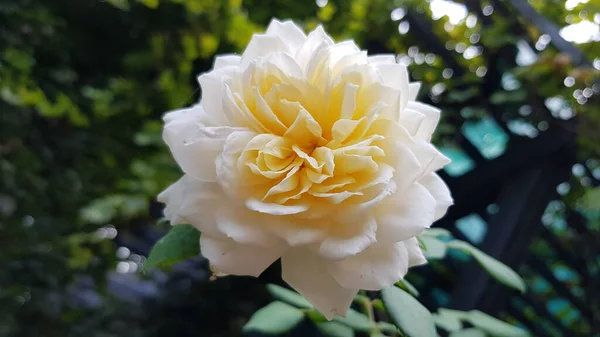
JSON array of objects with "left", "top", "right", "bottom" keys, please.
[{"left": 158, "top": 19, "right": 453, "bottom": 319}]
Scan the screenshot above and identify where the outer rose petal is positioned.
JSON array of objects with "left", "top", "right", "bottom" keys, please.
[
  {"left": 282, "top": 248, "right": 358, "bottom": 319},
  {"left": 201, "top": 235, "right": 287, "bottom": 277},
  {"left": 241, "top": 35, "right": 288, "bottom": 68},
  {"left": 163, "top": 108, "right": 246, "bottom": 182},
  {"left": 265, "top": 19, "right": 307, "bottom": 54},
  {"left": 327, "top": 241, "right": 409, "bottom": 290},
  {"left": 408, "top": 82, "right": 421, "bottom": 101},
  {"left": 375, "top": 183, "right": 436, "bottom": 244},
  {"left": 405, "top": 237, "right": 427, "bottom": 267},
  {"left": 319, "top": 216, "right": 377, "bottom": 260},
  {"left": 406, "top": 101, "right": 441, "bottom": 142},
  {"left": 157, "top": 175, "right": 187, "bottom": 225},
  {"left": 419, "top": 173, "right": 453, "bottom": 221},
  {"left": 198, "top": 66, "right": 238, "bottom": 126},
  {"left": 214, "top": 54, "right": 241, "bottom": 69},
  {"left": 368, "top": 54, "right": 396, "bottom": 65},
  {"left": 408, "top": 140, "right": 451, "bottom": 178}
]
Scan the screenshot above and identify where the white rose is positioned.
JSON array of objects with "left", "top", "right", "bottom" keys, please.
[{"left": 158, "top": 19, "right": 453, "bottom": 319}]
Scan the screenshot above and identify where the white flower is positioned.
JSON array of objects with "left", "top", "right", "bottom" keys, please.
[{"left": 158, "top": 19, "right": 453, "bottom": 319}]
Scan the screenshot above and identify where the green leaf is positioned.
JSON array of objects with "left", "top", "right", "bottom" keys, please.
[
  {"left": 381, "top": 286, "right": 437, "bottom": 337},
  {"left": 420, "top": 236, "right": 448, "bottom": 259},
  {"left": 446, "top": 241, "right": 526, "bottom": 293},
  {"left": 421, "top": 228, "right": 452, "bottom": 237},
  {"left": 396, "top": 279, "right": 420, "bottom": 297},
  {"left": 243, "top": 301, "right": 305, "bottom": 335},
  {"left": 333, "top": 309, "right": 372, "bottom": 332},
  {"left": 266, "top": 284, "right": 313, "bottom": 309},
  {"left": 466, "top": 311, "right": 529, "bottom": 337},
  {"left": 317, "top": 321, "right": 355, "bottom": 337},
  {"left": 144, "top": 224, "right": 200, "bottom": 269},
  {"left": 375, "top": 321, "right": 398, "bottom": 333},
  {"left": 449, "top": 328, "right": 487, "bottom": 337},
  {"left": 433, "top": 309, "right": 467, "bottom": 332}
]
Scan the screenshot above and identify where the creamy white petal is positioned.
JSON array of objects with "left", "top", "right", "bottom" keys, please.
[
  {"left": 374, "top": 63, "right": 410, "bottom": 115},
  {"left": 216, "top": 207, "right": 282, "bottom": 247},
  {"left": 295, "top": 25, "right": 334, "bottom": 70},
  {"left": 408, "top": 82, "right": 421, "bottom": 101},
  {"left": 406, "top": 101, "right": 441, "bottom": 142},
  {"left": 265, "top": 19, "right": 307, "bottom": 53},
  {"left": 201, "top": 235, "right": 286, "bottom": 277},
  {"left": 214, "top": 54, "right": 241, "bottom": 69},
  {"left": 176, "top": 178, "right": 226, "bottom": 236},
  {"left": 327, "top": 241, "right": 409, "bottom": 290},
  {"left": 269, "top": 219, "right": 331, "bottom": 246},
  {"left": 319, "top": 216, "right": 377, "bottom": 260},
  {"left": 399, "top": 109, "right": 425, "bottom": 136},
  {"left": 408, "top": 140, "right": 451, "bottom": 178},
  {"left": 246, "top": 198, "right": 309, "bottom": 215},
  {"left": 241, "top": 35, "right": 288, "bottom": 68},
  {"left": 157, "top": 175, "right": 188, "bottom": 225},
  {"left": 282, "top": 248, "right": 358, "bottom": 319},
  {"left": 375, "top": 183, "right": 436, "bottom": 244},
  {"left": 164, "top": 116, "right": 246, "bottom": 182},
  {"left": 368, "top": 54, "right": 396, "bottom": 65},
  {"left": 387, "top": 142, "right": 422, "bottom": 193},
  {"left": 198, "top": 67, "right": 238, "bottom": 126},
  {"left": 404, "top": 237, "right": 427, "bottom": 267},
  {"left": 419, "top": 173, "right": 453, "bottom": 221}
]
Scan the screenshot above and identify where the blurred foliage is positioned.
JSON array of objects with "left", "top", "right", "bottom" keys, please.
[{"left": 1, "top": 0, "right": 598, "bottom": 336}]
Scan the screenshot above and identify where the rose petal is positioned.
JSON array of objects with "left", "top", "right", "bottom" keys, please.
[
  {"left": 404, "top": 237, "right": 427, "bottom": 267},
  {"left": 419, "top": 173, "right": 453, "bottom": 220},
  {"left": 375, "top": 182, "right": 436, "bottom": 244},
  {"left": 201, "top": 235, "right": 286, "bottom": 277},
  {"left": 408, "top": 140, "right": 451, "bottom": 178},
  {"left": 216, "top": 207, "right": 282, "bottom": 247},
  {"left": 368, "top": 54, "right": 396, "bottom": 65},
  {"left": 265, "top": 19, "right": 307, "bottom": 54},
  {"left": 214, "top": 54, "right": 241, "bottom": 69},
  {"left": 408, "top": 82, "right": 421, "bottom": 101},
  {"left": 282, "top": 248, "right": 358, "bottom": 319},
  {"left": 406, "top": 101, "right": 440, "bottom": 142},
  {"left": 241, "top": 35, "right": 288, "bottom": 68},
  {"left": 327, "top": 241, "right": 409, "bottom": 290},
  {"left": 319, "top": 216, "right": 377, "bottom": 260}
]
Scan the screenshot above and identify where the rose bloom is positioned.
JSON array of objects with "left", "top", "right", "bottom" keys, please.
[{"left": 158, "top": 19, "right": 452, "bottom": 319}]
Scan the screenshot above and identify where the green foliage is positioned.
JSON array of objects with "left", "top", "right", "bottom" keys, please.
[
  {"left": 266, "top": 284, "right": 313, "bottom": 309},
  {"left": 446, "top": 241, "right": 527, "bottom": 293},
  {"left": 332, "top": 309, "right": 372, "bottom": 332},
  {"left": 145, "top": 224, "right": 201, "bottom": 269},
  {"left": 421, "top": 230, "right": 527, "bottom": 293},
  {"left": 435, "top": 309, "right": 530, "bottom": 337},
  {"left": 381, "top": 286, "right": 437, "bottom": 337},
  {"left": 317, "top": 321, "right": 355, "bottom": 337},
  {"left": 243, "top": 301, "right": 305, "bottom": 335}
]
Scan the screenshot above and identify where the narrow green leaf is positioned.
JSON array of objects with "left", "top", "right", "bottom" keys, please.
[
  {"left": 396, "top": 279, "right": 420, "bottom": 297},
  {"left": 466, "top": 311, "right": 529, "bottom": 337},
  {"left": 446, "top": 240, "right": 526, "bottom": 293},
  {"left": 433, "top": 308, "right": 467, "bottom": 332},
  {"left": 243, "top": 301, "right": 305, "bottom": 335},
  {"left": 449, "top": 328, "right": 487, "bottom": 337},
  {"left": 381, "top": 286, "right": 437, "bottom": 337},
  {"left": 421, "top": 228, "right": 452, "bottom": 237},
  {"left": 375, "top": 321, "right": 398, "bottom": 333},
  {"left": 420, "top": 236, "right": 448, "bottom": 259},
  {"left": 333, "top": 309, "right": 371, "bottom": 332},
  {"left": 266, "top": 284, "right": 313, "bottom": 309},
  {"left": 317, "top": 321, "right": 355, "bottom": 337},
  {"left": 144, "top": 224, "right": 200, "bottom": 269}
]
